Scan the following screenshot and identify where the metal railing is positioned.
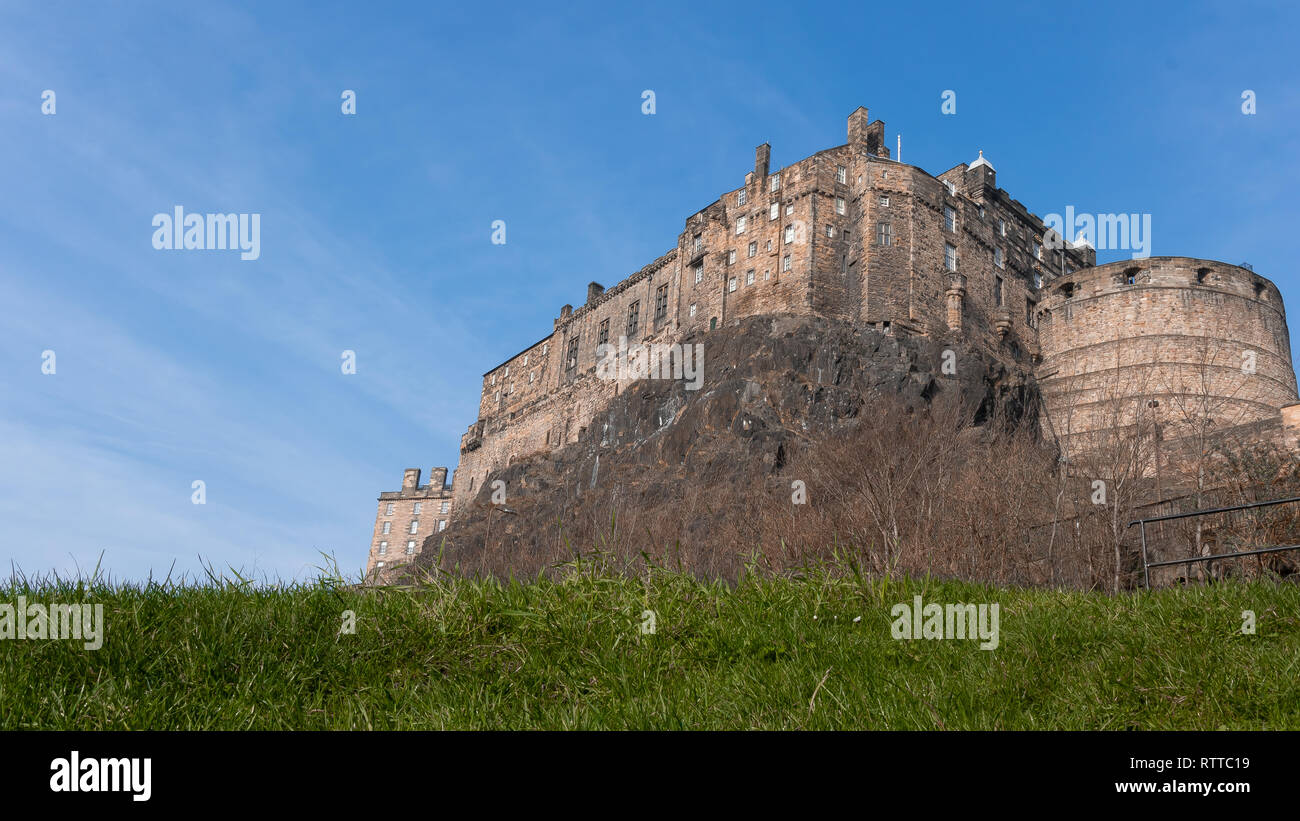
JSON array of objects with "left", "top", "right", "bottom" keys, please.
[{"left": 1128, "top": 495, "right": 1300, "bottom": 588}]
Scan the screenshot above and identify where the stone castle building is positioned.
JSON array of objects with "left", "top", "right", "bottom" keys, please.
[{"left": 365, "top": 105, "right": 1300, "bottom": 579}]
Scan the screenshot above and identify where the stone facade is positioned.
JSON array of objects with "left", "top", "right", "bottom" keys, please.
[
  {"left": 369, "top": 105, "right": 1300, "bottom": 569},
  {"left": 365, "top": 468, "right": 453, "bottom": 579}
]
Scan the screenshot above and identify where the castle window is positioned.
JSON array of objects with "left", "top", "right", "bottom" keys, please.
[
  {"left": 1026, "top": 298, "right": 1037, "bottom": 328},
  {"left": 786, "top": 203, "right": 794, "bottom": 216},
  {"left": 376, "top": 561, "right": 384, "bottom": 569},
  {"left": 504, "top": 365, "right": 509, "bottom": 377},
  {"left": 1196, "top": 267, "right": 1209, "bottom": 284},
  {"left": 764, "top": 270, "right": 771, "bottom": 280},
  {"left": 944, "top": 180, "right": 956, "bottom": 196},
  {"left": 782, "top": 255, "right": 792, "bottom": 272},
  {"left": 441, "top": 501, "right": 449, "bottom": 514},
  {"left": 736, "top": 216, "right": 747, "bottom": 235},
  {"left": 598, "top": 318, "right": 610, "bottom": 347},
  {"left": 944, "top": 206, "right": 956, "bottom": 233},
  {"left": 494, "top": 391, "right": 500, "bottom": 403},
  {"left": 769, "top": 202, "right": 779, "bottom": 220},
  {"left": 694, "top": 262, "right": 703, "bottom": 284},
  {"left": 977, "top": 205, "right": 985, "bottom": 219},
  {"left": 835, "top": 197, "right": 846, "bottom": 215},
  {"left": 1254, "top": 281, "right": 1266, "bottom": 298},
  {"left": 880, "top": 195, "right": 890, "bottom": 207},
  {"left": 542, "top": 343, "right": 547, "bottom": 355},
  {"left": 1032, "top": 241, "right": 1041, "bottom": 260},
  {"left": 382, "top": 522, "right": 391, "bottom": 535},
  {"left": 994, "top": 275, "right": 1004, "bottom": 306},
  {"left": 409, "top": 520, "right": 419, "bottom": 534},
  {"left": 529, "top": 371, "right": 536, "bottom": 383},
  {"left": 522, "top": 354, "right": 528, "bottom": 365},
  {"left": 406, "top": 541, "right": 416, "bottom": 555},
  {"left": 998, "top": 219, "right": 1007, "bottom": 237},
  {"left": 626, "top": 301, "right": 640, "bottom": 338},
  {"left": 770, "top": 174, "right": 780, "bottom": 192},
  {"left": 728, "top": 249, "right": 736, "bottom": 265},
  {"left": 654, "top": 284, "right": 669, "bottom": 325},
  {"left": 738, "top": 188, "right": 747, "bottom": 206},
  {"left": 490, "top": 374, "right": 495, "bottom": 385},
  {"left": 836, "top": 165, "right": 847, "bottom": 184},
  {"left": 748, "top": 241, "right": 757, "bottom": 257},
  {"left": 385, "top": 503, "right": 394, "bottom": 515},
  {"left": 826, "top": 225, "right": 834, "bottom": 238},
  {"left": 784, "top": 225, "right": 795, "bottom": 244},
  {"left": 689, "top": 303, "right": 697, "bottom": 317},
  {"left": 766, "top": 240, "right": 772, "bottom": 251},
  {"left": 413, "top": 502, "right": 422, "bottom": 515},
  {"left": 1033, "top": 271, "right": 1043, "bottom": 289},
  {"left": 438, "top": 520, "right": 447, "bottom": 532},
  {"left": 710, "top": 317, "right": 718, "bottom": 329},
  {"left": 566, "top": 335, "right": 579, "bottom": 377},
  {"left": 876, "top": 222, "right": 892, "bottom": 246},
  {"left": 995, "top": 247, "right": 1005, "bottom": 269},
  {"left": 728, "top": 277, "right": 737, "bottom": 292},
  {"left": 746, "top": 269, "right": 755, "bottom": 286},
  {"left": 944, "top": 243, "right": 957, "bottom": 272},
  {"left": 692, "top": 234, "right": 702, "bottom": 252},
  {"left": 379, "top": 541, "right": 387, "bottom": 555}
]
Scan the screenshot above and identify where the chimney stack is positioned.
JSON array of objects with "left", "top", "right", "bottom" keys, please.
[
  {"left": 586, "top": 282, "right": 605, "bottom": 304},
  {"left": 402, "top": 468, "right": 421, "bottom": 490},
  {"left": 755, "top": 143, "right": 771, "bottom": 180}
]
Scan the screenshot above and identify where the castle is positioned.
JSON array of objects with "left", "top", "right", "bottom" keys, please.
[{"left": 365, "top": 106, "right": 1300, "bottom": 579}]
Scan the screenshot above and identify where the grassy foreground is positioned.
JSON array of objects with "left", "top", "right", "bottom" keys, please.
[{"left": 2, "top": 561, "right": 1298, "bottom": 730}]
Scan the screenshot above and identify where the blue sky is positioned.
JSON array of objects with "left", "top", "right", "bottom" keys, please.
[{"left": 2, "top": 0, "right": 1297, "bottom": 583}]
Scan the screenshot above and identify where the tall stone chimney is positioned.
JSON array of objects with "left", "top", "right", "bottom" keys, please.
[
  {"left": 754, "top": 143, "right": 770, "bottom": 180},
  {"left": 586, "top": 282, "right": 605, "bottom": 304},
  {"left": 402, "top": 468, "right": 421, "bottom": 490},
  {"left": 429, "top": 467, "right": 448, "bottom": 489}
]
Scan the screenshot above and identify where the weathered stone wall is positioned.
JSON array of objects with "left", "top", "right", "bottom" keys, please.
[{"left": 1037, "top": 258, "right": 1298, "bottom": 454}]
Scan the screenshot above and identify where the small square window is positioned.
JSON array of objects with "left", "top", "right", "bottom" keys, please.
[
  {"left": 785, "top": 203, "right": 794, "bottom": 216},
  {"left": 382, "top": 522, "right": 391, "bottom": 534},
  {"left": 782, "top": 255, "right": 792, "bottom": 272},
  {"left": 835, "top": 197, "right": 846, "bottom": 215},
  {"left": 440, "top": 501, "right": 449, "bottom": 514},
  {"left": 748, "top": 241, "right": 757, "bottom": 257},
  {"left": 406, "top": 541, "right": 416, "bottom": 555},
  {"left": 379, "top": 541, "right": 388, "bottom": 555},
  {"left": 825, "top": 225, "right": 834, "bottom": 238},
  {"left": 944, "top": 243, "right": 957, "bottom": 272},
  {"left": 438, "top": 520, "right": 447, "bottom": 532},
  {"left": 409, "top": 521, "right": 419, "bottom": 534},
  {"left": 746, "top": 269, "right": 755, "bottom": 285},
  {"left": 689, "top": 303, "right": 697, "bottom": 317},
  {"left": 944, "top": 206, "right": 955, "bottom": 233},
  {"left": 738, "top": 188, "right": 747, "bottom": 206},
  {"left": 769, "top": 202, "right": 779, "bottom": 220},
  {"left": 413, "top": 502, "right": 422, "bottom": 514},
  {"left": 385, "top": 503, "right": 394, "bottom": 515},
  {"left": 836, "top": 165, "right": 847, "bottom": 184},
  {"left": 728, "top": 277, "right": 737, "bottom": 292},
  {"left": 736, "top": 216, "right": 747, "bottom": 235},
  {"left": 770, "top": 174, "right": 780, "bottom": 192},
  {"left": 995, "top": 247, "right": 1004, "bottom": 269},
  {"left": 728, "top": 249, "right": 736, "bottom": 265},
  {"left": 880, "top": 195, "right": 889, "bottom": 207}
]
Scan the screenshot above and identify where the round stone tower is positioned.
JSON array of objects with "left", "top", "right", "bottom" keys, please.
[{"left": 1035, "top": 257, "right": 1297, "bottom": 455}]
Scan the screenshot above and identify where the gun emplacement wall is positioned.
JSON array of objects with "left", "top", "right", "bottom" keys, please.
[{"left": 1036, "top": 257, "right": 1298, "bottom": 452}]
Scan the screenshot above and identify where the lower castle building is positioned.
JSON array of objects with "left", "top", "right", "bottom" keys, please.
[{"left": 366, "top": 105, "right": 1300, "bottom": 579}]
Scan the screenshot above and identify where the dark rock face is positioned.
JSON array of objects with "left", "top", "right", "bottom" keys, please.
[{"left": 405, "top": 314, "right": 1039, "bottom": 579}]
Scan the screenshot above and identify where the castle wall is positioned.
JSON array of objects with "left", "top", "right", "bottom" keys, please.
[
  {"left": 1037, "top": 258, "right": 1298, "bottom": 454},
  {"left": 366, "top": 467, "right": 454, "bottom": 579}
]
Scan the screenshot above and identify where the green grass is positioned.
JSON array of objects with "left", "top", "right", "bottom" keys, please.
[{"left": 2, "top": 559, "right": 1298, "bottom": 729}]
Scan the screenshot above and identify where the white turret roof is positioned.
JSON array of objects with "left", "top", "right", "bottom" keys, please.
[{"left": 968, "top": 149, "right": 995, "bottom": 172}]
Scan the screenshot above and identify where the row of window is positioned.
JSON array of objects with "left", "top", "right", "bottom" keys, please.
[{"left": 384, "top": 501, "right": 450, "bottom": 516}]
